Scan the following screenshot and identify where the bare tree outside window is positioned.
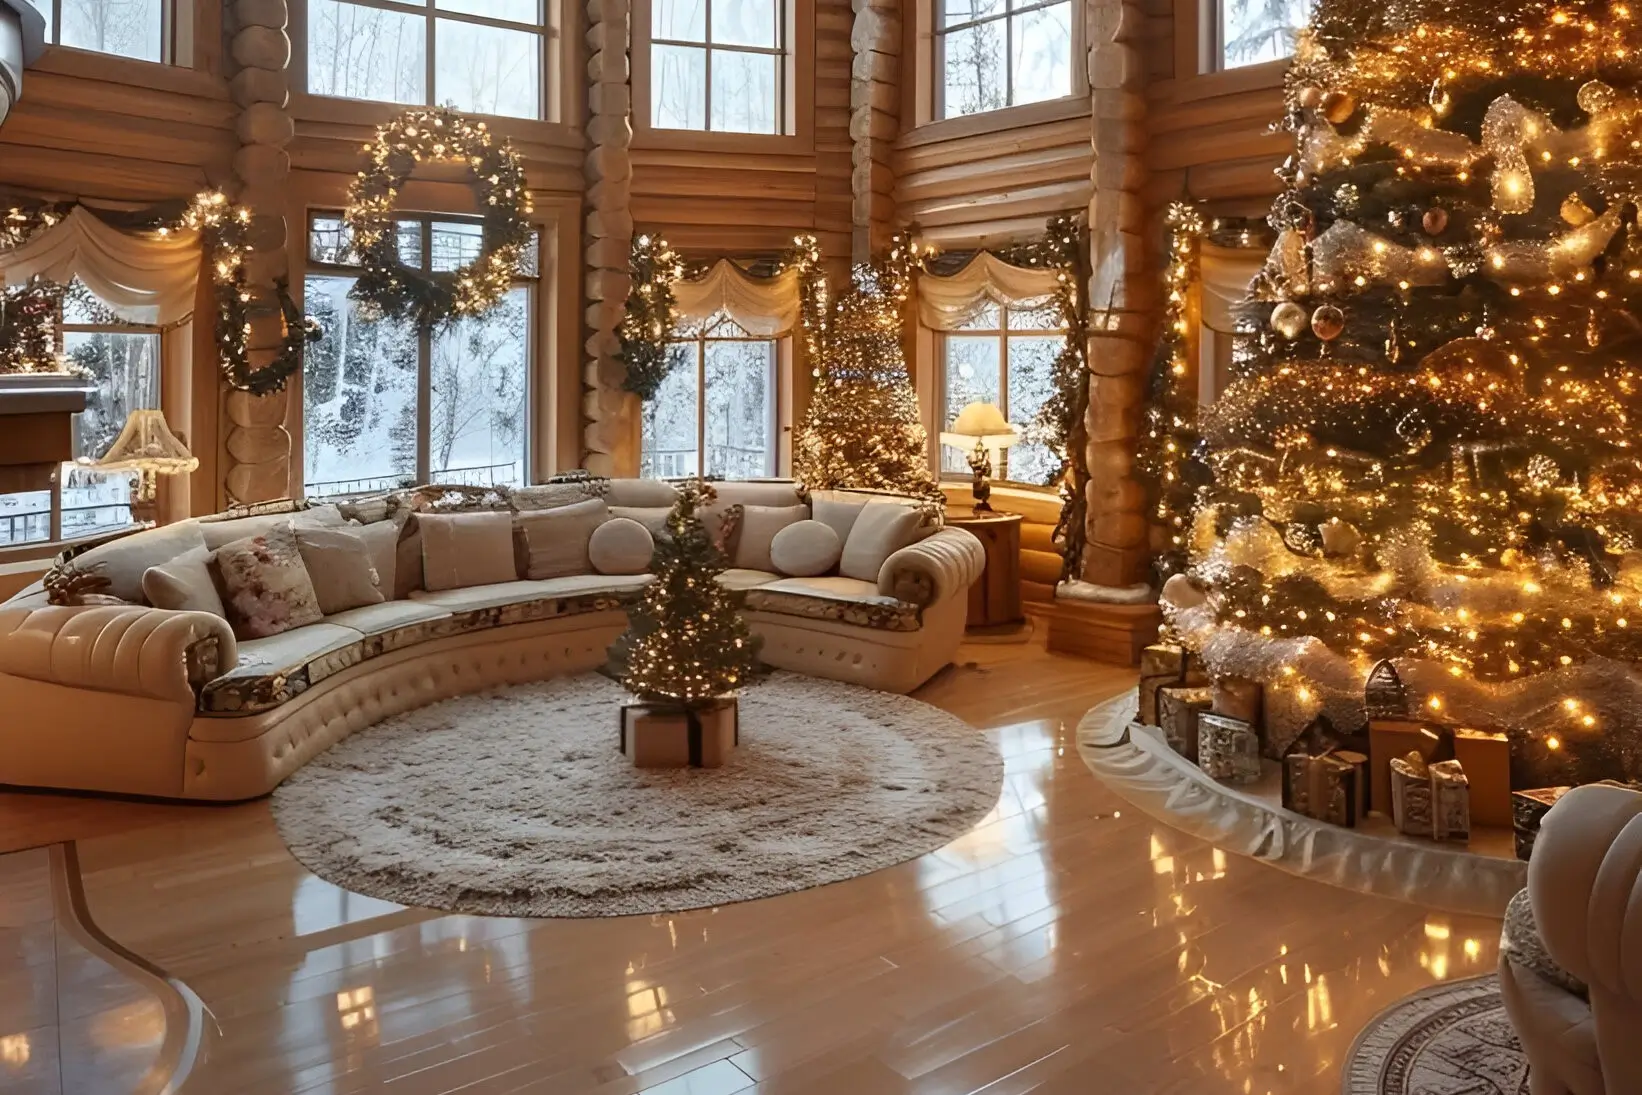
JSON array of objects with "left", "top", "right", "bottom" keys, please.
[
  {"left": 937, "top": 0, "right": 1070, "bottom": 120},
  {"left": 641, "top": 314, "right": 777, "bottom": 478},
  {"left": 23, "top": 0, "right": 164, "bottom": 62},
  {"left": 1218, "top": 0, "right": 1311, "bottom": 69},
  {"left": 940, "top": 301, "right": 1063, "bottom": 485},
  {"left": 649, "top": 0, "right": 782, "bottom": 134}
]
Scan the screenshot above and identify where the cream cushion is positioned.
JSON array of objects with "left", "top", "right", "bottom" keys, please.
[
  {"left": 294, "top": 526, "right": 386, "bottom": 616},
  {"left": 418, "top": 512, "right": 517, "bottom": 592},
  {"left": 839, "top": 504, "right": 925, "bottom": 582},
  {"left": 605, "top": 479, "right": 679, "bottom": 507},
  {"left": 589, "top": 518, "right": 654, "bottom": 575},
  {"left": 141, "top": 546, "right": 225, "bottom": 618},
  {"left": 811, "top": 497, "right": 866, "bottom": 547},
  {"left": 734, "top": 505, "right": 809, "bottom": 572},
  {"left": 769, "top": 520, "right": 842, "bottom": 577},
  {"left": 515, "top": 498, "right": 610, "bottom": 580},
  {"left": 352, "top": 520, "right": 401, "bottom": 598},
  {"left": 198, "top": 504, "right": 346, "bottom": 550},
  {"left": 610, "top": 505, "right": 672, "bottom": 540},
  {"left": 395, "top": 518, "right": 424, "bottom": 599},
  {"left": 78, "top": 520, "right": 207, "bottom": 604}
]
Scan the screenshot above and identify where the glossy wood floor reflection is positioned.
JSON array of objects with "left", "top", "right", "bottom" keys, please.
[{"left": 0, "top": 632, "right": 1504, "bottom": 1095}]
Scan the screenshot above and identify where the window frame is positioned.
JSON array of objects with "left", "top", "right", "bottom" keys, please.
[
  {"left": 24, "top": 0, "right": 181, "bottom": 66},
  {"left": 932, "top": 0, "right": 1073, "bottom": 122},
  {"left": 631, "top": 0, "right": 815, "bottom": 153},
  {"left": 936, "top": 302, "right": 1063, "bottom": 489},
  {"left": 1203, "top": 0, "right": 1309, "bottom": 73},
  {"left": 299, "top": 209, "right": 541, "bottom": 497},
  {"left": 641, "top": 314, "right": 784, "bottom": 480}
]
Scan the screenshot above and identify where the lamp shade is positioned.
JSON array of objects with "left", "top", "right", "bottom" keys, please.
[
  {"left": 940, "top": 401, "right": 1020, "bottom": 452},
  {"left": 95, "top": 409, "right": 198, "bottom": 475}
]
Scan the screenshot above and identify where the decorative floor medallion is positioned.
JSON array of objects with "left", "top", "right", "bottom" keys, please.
[{"left": 1344, "top": 975, "right": 1530, "bottom": 1095}]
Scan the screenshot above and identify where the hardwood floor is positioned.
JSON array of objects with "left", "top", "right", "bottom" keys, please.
[{"left": 0, "top": 633, "right": 1504, "bottom": 1094}]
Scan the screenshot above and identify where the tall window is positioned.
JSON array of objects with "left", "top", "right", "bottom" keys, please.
[
  {"left": 650, "top": 0, "right": 785, "bottom": 134},
  {"left": 641, "top": 314, "right": 778, "bottom": 479},
  {"left": 941, "top": 301, "right": 1061, "bottom": 485},
  {"left": 1215, "top": 0, "right": 1310, "bottom": 70},
  {"left": 23, "top": 0, "right": 166, "bottom": 62},
  {"left": 936, "top": 0, "right": 1071, "bottom": 120},
  {"left": 302, "top": 214, "right": 536, "bottom": 497},
  {"left": 0, "top": 286, "right": 158, "bottom": 547},
  {"left": 306, "top": 0, "right": 549, "bottom": 119}
]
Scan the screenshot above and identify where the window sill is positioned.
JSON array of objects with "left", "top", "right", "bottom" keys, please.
[
  {"left": 1155, "top": 58, "right": 1288, "bottom": 106},
  {"left": 630, "top": 126, "right": 814, "bottom": 157},
  {"left": 33, "top": 47, "right": 226, "bottom": 98},
  {"left": 289, "top": 93, "right": 581, "bottom": 146},
  {"left": 900, "top": 96, "right": 1090, "bottom": 150}
]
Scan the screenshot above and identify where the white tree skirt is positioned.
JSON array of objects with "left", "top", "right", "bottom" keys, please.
[
  {"left": 272, "top": 672, "right": 1004, "bottom": 918},
  {"left": 1077, "top": 689, "right": 1525, "bottom": 916}
]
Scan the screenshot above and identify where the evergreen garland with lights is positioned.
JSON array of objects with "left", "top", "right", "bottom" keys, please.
[
  {"left": 0, "top": 277, "right": 66, "bottom": 374},
  {"left": 343, "top": 106, "right": 532, "bottom": 332},
  {"left": 610, "top": 480, "right": 763, "bottom": 705},
  {"left": 619, "top": 233, "right": 687, "bottom": 399}
]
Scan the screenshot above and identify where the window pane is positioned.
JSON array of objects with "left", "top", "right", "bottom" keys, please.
[
  {"left": 711, "top": 0, "right": 776, "bottom": 48},
  {"left": 653, "top": 44, "right": 707, "bottom": 129},
  {"left": 0, "top": 489, "right": 52, "bottom": 546},
  {"left": 58, "top": 0, "right": 162, "bottom": 61},
  {"left": 431, "top": 221, "right": 484, "bottom": 273},
  {"left": 642, "top": 346, "right": 701, "bottom": 478},
  {"left": 1011, "top": 3, "right": 1071, "bottom": 106},
  {"left": 654, "top": 0, "right": 706, "bottom": 41},
  {"left": 396, "top": 221, "right": 424, "bottom": 268},
  {"left": 940, "top": 0, "right": 1002, "bottom": 27},
  {"left": 59, "top": 329, "right": 158, "bottom": 538},
  {"left": 942, "top": 336, "right": 1000, "bottom": 473},
  {"left": 435, "top": 19, "right": 542, "bottom": 119},
  {"left": 1005, "top": 335, "right": 1060, "bottom": 484},
  {"left": 308, "top": 0, "right": 427, "bottom": 105},
  {"left": 429, "top": 287, "right": 530, "bottom": 489},
  {"left": 21, "top": 0, "right": 53, "bottom": 45},
  {"left": 1221, "top": 0, "right": 1311, "bottom": 69},
  {"left": 302, "top": 274, "right": 420, "bottom": 496},
  {"left": 940, "top": 21, "right": 1006, "bottom": 118},
  {"left": 310, "top": 216, "right": 355, "bottom": 265},
  {"left": 60, "top": 464, "right": 138, "bottom": 540},
  {"left": 436, "top": 0, "right": 539, "bottom": 24},
  {"left": 710, "top": 50, "right": 777, "bottom": 133},
  {"left": 1006, "top": 301, "right": 1061, "bottom": 331},
  {"left": 954, "top": 301, "right": 1003, "bottom": 331},
  {"left": 704, "top": 339, "right": 773, "bottom": 478}
]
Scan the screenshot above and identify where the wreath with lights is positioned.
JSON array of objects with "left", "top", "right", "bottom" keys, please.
[{"left": 344, "top": 107, "right": 533, "bottom": 331}]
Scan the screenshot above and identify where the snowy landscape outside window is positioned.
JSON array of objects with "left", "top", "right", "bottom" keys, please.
[
  {"left": 940, "top": 301, "right": 1062, "bottom": 486},
  {"left": 0, "top": 285, "right": 158, "bottom": 547},
  {"left": 650, "top": 0, "right": 785, "bottom": 133},
  {"left": 1215, "top": 0, "right": 1310, "bottom": 70},
  {"left": 307, "top": 0, "right": 548, "bottom": 119},
  {"left": 22, "top": 0, "right": 167, "bottom": 63},
  {"left": 641, "top": 313, "right": 778, "bottom": 479},
  {"left": 303, "top": 214, "right": 537, "bottom": 497},
  {"left": 937, "top": 0, "right": 1071, "bottom": 120}
]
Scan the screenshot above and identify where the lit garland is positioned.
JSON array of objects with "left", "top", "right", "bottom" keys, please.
[
  {"left": 619, "top": 232, "right": 687, "bottom": 399},
  {"left": 0, "top": 278, "right": 65, "bottom": 374},
  {"left": 343, "top": 106, "right": 532, "bottom": 332}
]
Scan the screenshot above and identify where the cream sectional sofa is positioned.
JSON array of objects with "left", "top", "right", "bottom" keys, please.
[{"left": 0, "top": 478, "right": 983, "bottom": 801}]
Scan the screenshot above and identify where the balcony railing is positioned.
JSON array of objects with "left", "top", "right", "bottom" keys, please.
[{"left": 306, "top": 460, "right": 523, "bottom": 499}]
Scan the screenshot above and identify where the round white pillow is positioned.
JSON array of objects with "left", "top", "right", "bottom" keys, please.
[
  {"left": 589, "top": 518, "right": 655, "bottom": 575},
  {"left": 769, "top": 519, "right": 842, "bottom": 577}
]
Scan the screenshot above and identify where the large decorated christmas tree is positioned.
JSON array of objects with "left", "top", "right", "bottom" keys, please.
[{"left": 1164, "top": 0, "right": 1642, "bottom": 783}]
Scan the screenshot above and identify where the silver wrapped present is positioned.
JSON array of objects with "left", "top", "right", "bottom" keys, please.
[
  {"left": 1158, "top": 685, "right": 1213, "bottom": 761},
  {"left": 1198, "top": 713, "right": 1261, "bottom": 785}
]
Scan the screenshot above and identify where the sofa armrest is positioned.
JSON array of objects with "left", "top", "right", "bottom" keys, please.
[
  {"left": 878, "top": 527, "right": 986, "bottom": 607},
  {"left": 0, "top": 605, "right": 237, "bottom": 704}
]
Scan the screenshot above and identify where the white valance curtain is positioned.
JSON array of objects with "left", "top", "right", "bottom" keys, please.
[
  {"left": 917, "top": 252, "right": 1063, "bottom": 331},
  {"left": 1199, "top": 242, "right": 1265, "bottom": 333},
  {"left": 0, "top": 206, "right": 202, "bottom": 323},
  {"left": 671, "top": 259, "right": 802, "bottom": 336}
]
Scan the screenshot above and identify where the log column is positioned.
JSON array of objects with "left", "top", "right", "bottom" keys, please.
[
  {"left": 225, "top": 0, "right": 296, "bottom": 505},
  {"left": 849, "top": 0, "right": 898, "bottom": 263},
  {"left": 1083, "top": 0, "right": 1154, "bottom": 585},
  {"left": 582, "top": 0, "right": 635, "bottom": 477}
]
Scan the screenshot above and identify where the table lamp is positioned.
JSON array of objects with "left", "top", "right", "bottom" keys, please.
[
  {"left": 939, "top": 402, "right": 1019, "bottom": 513},
  {"left": 95, "top": 409, "right": 198, "bottom": 524}
]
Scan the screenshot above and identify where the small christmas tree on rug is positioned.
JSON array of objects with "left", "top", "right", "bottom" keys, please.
[
  {"left": 611, "top": 480, "right": 762, "bottom": 767},
  {"left": 793, "top": 236, "right": 938, "bottom": 498}
]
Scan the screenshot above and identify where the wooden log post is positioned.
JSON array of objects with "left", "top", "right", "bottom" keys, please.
[
  {"left": 583, "top": 0, "right": 635, "bottom": 478},
  {"left": 849, "top": 0, "right": 899, "bottom": 263},
  {"left": 224, "top": 0, "right": 295, "bottom": 505}
]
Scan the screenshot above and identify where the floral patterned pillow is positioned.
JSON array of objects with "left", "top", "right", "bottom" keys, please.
[{"left": 214, "top": 523, "right": 324, "bottom": 639}]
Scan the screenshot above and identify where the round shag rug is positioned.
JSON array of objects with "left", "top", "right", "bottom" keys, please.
[
  {"left": 271, "top": 672, "right": 1003, "bottom": 918},
  {"left": 1343, "top": 976, "right": 1530, "bottom": 1095}
]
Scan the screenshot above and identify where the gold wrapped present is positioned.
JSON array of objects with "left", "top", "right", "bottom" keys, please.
[
  {"left": 1199, "top": 713, "right": 1262, "bottom": 785},
  {"left": 1139, "top": 644, "right": 1206, "bottom": 727},
  {"left": 1453, "top": 728, "right": 1511, "bottom": 828},
  {"left": 1212, "top": 675, "right": 1263, "bottom": 725},
  {"left": 1158, "top": 685, "right": 1213, "bottom": 761},
  {"left": 1389, "top": 752, "right": 1470, "bottom": 843},
  {"left": 1283, "top": 749, "right": 1368, "bottom": 827},
  {"left": 1369, "top": 719, "right": 1452, "bottom": 815},
  {"left": 620, "top": 698, "right": 739, "bottom": 768},
  {"left": 1512, "top": 786, "right": 1570, "bottom": 861}
]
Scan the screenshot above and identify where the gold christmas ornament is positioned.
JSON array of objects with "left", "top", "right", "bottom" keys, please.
[
  {"left": 1561, "top": 194, "right": 1595, "bottom": 226},
  {"left": 1297, "top": 85, "right": 1324, "bottom": 110},
  {"left": 1321, "top": 90, "right": 1356, "bottom": 124},
  {"left": 1577, "top": 79, "right": 1617, "bottom": 116},
  {"left": 1271, "top": 300, "right": 1310, "bottom": 339},
  {"left": 1422, "top": 207, "right": 1449, "bottom": 235},
  {"left": 1310, "top": 304, "right": 1346, "bottom": 341}
]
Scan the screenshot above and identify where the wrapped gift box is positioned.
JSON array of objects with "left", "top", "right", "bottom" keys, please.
[
  {"left": 1212, "top": 676, "right": 1263, "bottom": 726},
  {"left": 1158, "top": 685, "right": 1213, "bottom": 761},
  {"left": 620, "top": 698, "right": 739, "bottom": 768},
  {"left": 1511, "top": 786, "right": 1569, "bottom": 861},
  {"left": 1199, "top": 713, "right": 1261, "bottom": 785},
  {"left": 1390, "top": 754, "right": 1470, "bottom": 843},
  {"left": 1283, "top": 749, "right": 1368, "bottom": 827},
  {"left": 1453, "top": 728, "right": 1511, "bottom": 828},
  {"left": 1139, "top": 644, "right": 1206, "bottom": 727},
  {"left": 1430, "top": 760, "right": 1471, "bottom": 843},
  {"left": 1369, "top": 719, "right": 1453, "bottom": 815}
]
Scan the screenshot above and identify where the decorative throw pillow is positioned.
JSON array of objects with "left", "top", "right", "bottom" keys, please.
[
  {"left": 215, "top": 524, "right": 324, "bottom": 639},
  {"left": 734, "top": 504, "right": 810, "bottom": 572},
  {"left": 77, "top": 520, "right": 208, "bottom": 604},
  {"left": 589, "top": 517, "right": 655, "bottom": 575},
  {"left": 141, "top": 546, "right": 226, "bottom": 618},
  {"left": 769, "top": 520, "right": 842, "bottom": 577},
  {"left": 702, "top": 502, "right": 744, "bottom": 561},
  {"left": 610, "top": 505, "right": 672, "bottom": 540},
  {"left": 352, "top": 519, "right": 401, "bottom": 597},
  {"left": 418, "top": 511, "right": 518, "bottom": 592},
  {"left": 294, "top": 525, "right": 387, "bottom": 615},
  {"left": 198, "top": 503, "right": 346, "bottom": 550},
  {"left": 514, "top": 498, "right": 610, "bottom": 580},
  {"left": 394, "top": 517, "right": 424, "bottom": 599},
  {"left": 811, "top": 497, "right": 867, "bottom": 548},
  {"left": 839, "top": 503, "right": 925, "bottom": 582}
]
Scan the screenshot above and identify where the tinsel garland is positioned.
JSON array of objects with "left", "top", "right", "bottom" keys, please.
[
  {"left": 0, "top": 277, "right": 65, "bottom": 374},
  {"left": 618, "top": 233, "right": 686, "bottom": 399},
  {"left": 343, "top": 106, "right": 532, "bottom": 332}
]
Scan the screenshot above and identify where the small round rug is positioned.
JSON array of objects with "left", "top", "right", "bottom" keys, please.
[
  {"left": 1343, "top": 975, "right": 1529, "bottom": 1094},
  {"left": 271, "top": 672, "right": 1003, "bottom": 918}
]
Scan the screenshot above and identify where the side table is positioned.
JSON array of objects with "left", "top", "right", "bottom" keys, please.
[{"left": 947, "top": 510, "right": 1023, "bottom": 628}]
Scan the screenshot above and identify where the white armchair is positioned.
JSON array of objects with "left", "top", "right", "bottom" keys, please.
[{"left": 1499, "top": 783, "right": 1642, "bottom": 1095}]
